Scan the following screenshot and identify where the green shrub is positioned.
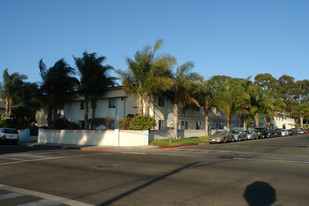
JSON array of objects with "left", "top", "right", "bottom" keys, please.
[{"left": 118, "top": 114, "right": 156, "bottom": 130}]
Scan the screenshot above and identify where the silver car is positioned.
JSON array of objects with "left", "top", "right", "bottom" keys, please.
[
  {"left": 0, "top": 128, "right": 19, "bottom": 145},
  {"left": 231, "top": 129, "right": 247, "bottom": 141},
  {"left": 246, "top": 130, "right": 258, "bottom": 140}
]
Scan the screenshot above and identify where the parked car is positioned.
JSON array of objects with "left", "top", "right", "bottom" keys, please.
[
  {"left": 246, "top": 130, "right": 258, "bottom": 140},
  {"left": 281, "top": 129, "right": 289, "bottom": 136},
  {"left": 275, "top": 129, "right": 282, "bottom": 137},
  {"left": 305, "top": 129, "right": 309, "bottom": 134},
  {"left": 209, "top": 131, "right": 234, "bottom": 143},
  {"left": 231, "top": 129, "right": 247, "bottom": 141},
  {"left": 298, "top": 128, "right": 305, "bottom": 134},
  {"left": 287, "top": 129, "right": 294, "bottom": 135},
  {"left": 266, "top": 129, "right": 276, "bottom": 138},
  {"left": 254, "top": 127, "right": 267, "bottom": 139},
  {"left": 0, "top": 128, "right": 19, "bottom": 145}
]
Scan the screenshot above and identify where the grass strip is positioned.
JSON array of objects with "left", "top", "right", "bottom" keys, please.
[{"left": 149, "top": 136, "right": 209, "bottom": 147}]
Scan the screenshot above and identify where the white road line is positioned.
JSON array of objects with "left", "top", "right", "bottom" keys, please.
[
  {"left": 0, "top": 153, "right": 109, "bottom": 166},
  {"left": 1, "top": 157, "right": 25, "bottom": 161},
  {"left": 0, "top": 184, "right": 94, "bottom": 206},
  {"left": 0, "top": 192, "right": 27, "bottom": 200},
  {"left": 17, "top": 199, "right": 62, "bottom": 206}
]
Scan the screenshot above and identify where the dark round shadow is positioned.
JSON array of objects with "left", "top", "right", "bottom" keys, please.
[{"left": 244, "top": 181, "right": 276, "bottom": 206}]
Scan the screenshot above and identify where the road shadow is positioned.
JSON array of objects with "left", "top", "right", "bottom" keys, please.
[
  {"left": 244, "top": 181, "right": 276, "bottom": 206},
  {"left": 99, "top": 161, "right": 200, "bottom": 206},
  {"left": 0, "top": 144, "right": 61, "bottom": 155}
]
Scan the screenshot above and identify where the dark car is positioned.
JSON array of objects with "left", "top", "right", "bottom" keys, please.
[
  {"left": 266, "top": 129, "right": 276, "bottom": 138},
  {"left": 275, "top": 129, "right": 282, "bottom": 137},
  {"left": 0, "top": 128, "right": 19, "bottom": 144},
  {"left": 287, "top": 129, "right": 293, "bottom": 135},
  {"left": 254, "top": 127, "right": 267, "bottom": 139}
]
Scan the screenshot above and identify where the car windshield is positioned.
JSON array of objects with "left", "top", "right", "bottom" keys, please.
[
  {"left": 231, "top": 130, "right": 239, "bottom": 134},
  {"left": 213, "top": 131, "right": 225, "bottom": 135},
  {"left": 247, "top": 131, "right": 254, "bottom": 134},
  {"left": 2, "top": 129, "right": 18, "bottom": 134}
]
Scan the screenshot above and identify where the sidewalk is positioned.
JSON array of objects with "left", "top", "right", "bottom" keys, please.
[{"left": 20, "top": 142, "right": 159, "bottom": 151}]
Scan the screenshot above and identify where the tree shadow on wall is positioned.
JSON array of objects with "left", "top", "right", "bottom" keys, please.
[{"left": 244, "top": 181, "right": 276, "bottom": 206}]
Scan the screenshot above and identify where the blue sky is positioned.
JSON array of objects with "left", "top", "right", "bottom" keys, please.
[{"left": 1, "top": 0, "right": 308, "bottom": 84}]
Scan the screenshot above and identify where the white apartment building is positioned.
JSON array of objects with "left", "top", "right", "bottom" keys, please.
[{"left": 36, "top": 86, "right": 295, "bottom": 131}]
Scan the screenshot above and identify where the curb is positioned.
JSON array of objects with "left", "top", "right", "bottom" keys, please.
[
  {"left": 152, "top": 143, "right": 199, "bottom": 149},
  {"left": 21, "top": 143, "right": 200, "bottom": 151}
]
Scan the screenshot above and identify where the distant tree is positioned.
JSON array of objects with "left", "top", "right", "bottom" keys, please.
[
  {"left": 39, "top": 59, "right": 79, "bottom": 128},
  {"left": 212, "top": 76, "right": 250, "bottom": 131},
  {"left": 277, "top": 75, "right": 296, "bottom": 113},
  {"left": 254, "top": 73, "right": 277, "bottom": 91},
  {"left": 291, "top": 102, "right": 309, "bottom": 128},
  {"left": 74, "top": 51, "right": 116, "bottom": 129},
  {"left": 295, "top": 80, "right": 309, "bottom": 102},
  {"left": 195, "top": 77, "right": 218, "bottom": 136},
  {"left": 0, "top": 68, "right": 27, "bottom": 116}
]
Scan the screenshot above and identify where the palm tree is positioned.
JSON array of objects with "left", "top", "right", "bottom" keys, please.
[
  {"left": 39, "top": 59, "right": 78, "bottom": 128},
  {"left": 0, "top": 68, "right": 27, "bottom": 116},
  {"left": 74, "top": 51, "right": 116, "bottom": 129},
  {"left": 195, "top": 77, "right": 217, "bottom": 136},
  {"left": 291, "top": 102, "right": 309, "bottom": 128},
  {"left": 168, "top": 61, "right": 200, "bottom": 139},
  {"left": 117, "top": 39, "right": 176, "bottom": 115},
  {"left": 212, "top": 76, "right": 250, "bottom": 131}
]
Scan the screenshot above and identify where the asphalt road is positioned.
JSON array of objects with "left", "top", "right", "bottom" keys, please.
[{"left": 0, "top": 134, "right": 308, "bottom": 206}]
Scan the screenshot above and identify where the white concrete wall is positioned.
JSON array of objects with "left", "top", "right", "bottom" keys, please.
[
  {"left": 39, "top": 129, "right": 115, "bottom": 146},
  {"left": 119, "top": 130, "right": 147, "bottom": 146},
  {"left": 38, "top": 129, "right": 148, "bottom": 146}
]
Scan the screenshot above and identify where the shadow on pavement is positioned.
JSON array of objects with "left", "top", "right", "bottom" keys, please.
[
  {"left": 99, "top": 161, "right": 200, "bottom": 206},
  {"left": 244, "top": 181, "right": 276, "bottom": 206}
]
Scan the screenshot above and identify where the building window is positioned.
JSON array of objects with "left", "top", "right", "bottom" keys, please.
[
  {"left": 109, "top": 98, "right": 116, "bottom": 108},
  {"left": 181, "top": 121, "right": 188, "bottom": 129},
  {"left": 158, "top": 97, "right": 164, "bottom": 107},
  {"left": 196, "top": 122, "right": 201, "bottom": 130},
  {"left": 159, "top": 120, "right": 164, "bottom": 130},
  {"left": 79, "top": 120, "right": 85, "bottom": 128},
  {"left": 80, "top": 100, "right": 84, "bottom": 110}
]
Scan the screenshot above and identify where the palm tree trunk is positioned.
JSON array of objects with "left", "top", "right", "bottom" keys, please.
[
  {"left": 243, "top": 121, "right": 247, "bottom": 131},
  {"left": 205, "top": 114, "right": 209, "bottom": 136},
  {"left": 173, "top": 103, "right": 178, "bottom": 141},
  {"left": 300, "top": 115, "right": 304, "bottom": 128},
  {"left": 53, "top": 106, "right": 58, "bottom": 127},
  {"left": 91, "top": 101, "right": 97, "bottom": 130},
  {"left": 145, "top": 96, "right": 150, "bottom": 115},
  {"left": 138, "top": 95, "right": 143, "bottom": 114},
  {"left": 255, "top": 113, "right": 259, "bottom": 127},
  {"left": 5, "top": 98, "right": 9, "bottom": 116},
  {"left": 47, "top": 104, "right": 53, "bottom": 128},
  {"left": 8, "top": 98, "right": 13, "bottom": 116},
  {"left": 226, "top": 114, "right": 231, "bottom": 131},
  {"left": 84, "top": 98, "right": 89, "bottom": 129}
]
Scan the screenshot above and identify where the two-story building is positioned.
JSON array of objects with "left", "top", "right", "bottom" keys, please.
[{"left": 36, "top": 86, "right": 295, "bottom": 132}]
